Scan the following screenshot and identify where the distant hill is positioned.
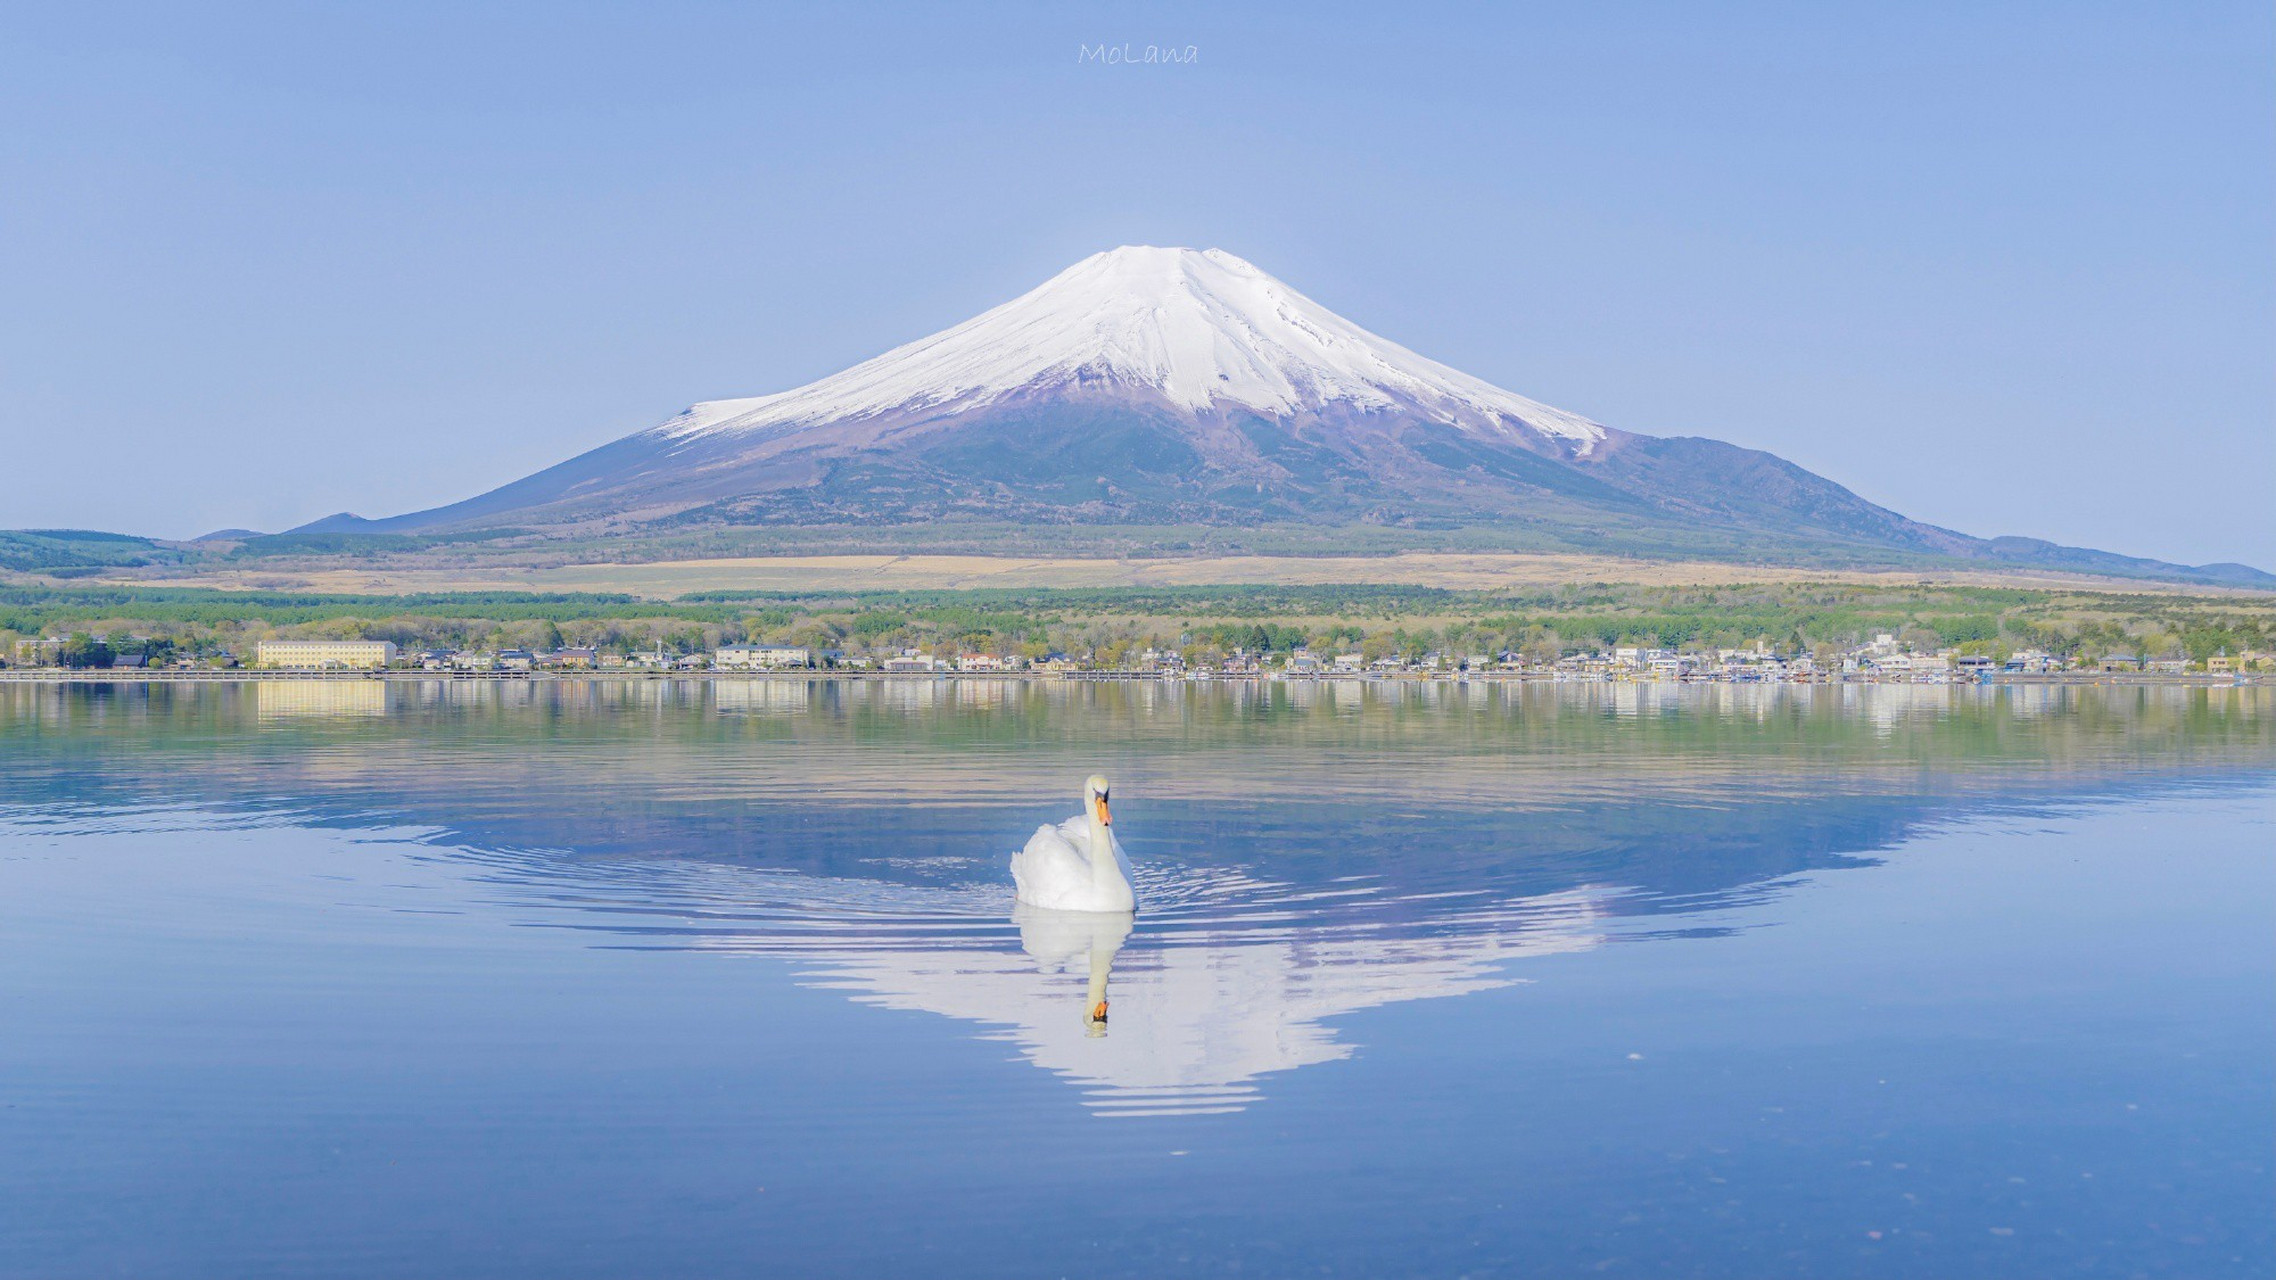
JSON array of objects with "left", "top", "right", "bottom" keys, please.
[
  {"left": 282, "top": 247, "right": 2266, "bottom": 588},
  {"left": 0, "top": 529, "right": 194, "bottom": 577}
]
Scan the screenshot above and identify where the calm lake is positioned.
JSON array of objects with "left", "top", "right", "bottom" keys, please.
[{"left": 2, "top": 679, "right": 2269, "bottom": 1278}]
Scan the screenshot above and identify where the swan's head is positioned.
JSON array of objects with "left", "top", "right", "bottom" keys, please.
[{"left": 1084, "top": 774, "right": 1112, "bottom": 827}]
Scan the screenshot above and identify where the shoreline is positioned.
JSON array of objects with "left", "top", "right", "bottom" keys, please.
[{"left": 1, "top": 669, "right": 2263, "bottom": 689}]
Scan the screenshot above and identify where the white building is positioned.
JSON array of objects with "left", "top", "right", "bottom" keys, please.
[
  {"left": 254, "top": 639, "right": 397, "bottom": 669},
  {"left": 715, "top": 644, "right": 813, "bottom": 670}
]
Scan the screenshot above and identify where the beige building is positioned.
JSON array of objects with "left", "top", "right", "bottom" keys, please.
[
  {"left": 254, "top": 639, "right": 398, "bottom": 669},
  {"left": 714, "top": 644, "right": 812, "bottom": 670}
]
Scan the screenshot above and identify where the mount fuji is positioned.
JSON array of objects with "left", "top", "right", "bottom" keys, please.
[{"left": 300, "top": 246, "right": 2264, "bottom": 584}]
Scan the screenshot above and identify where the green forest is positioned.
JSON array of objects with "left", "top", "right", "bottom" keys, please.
[{"left": 4, "top": 578, "right": 2271, "bottom": 668}]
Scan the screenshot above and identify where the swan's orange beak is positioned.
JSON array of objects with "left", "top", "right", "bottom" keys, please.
[
  {"left": 1097, "top": 798, "right": 1112, "bottom": 826},
  {"left": 1090, "top": 1000, "right": 1109, "bottom": 1023}
]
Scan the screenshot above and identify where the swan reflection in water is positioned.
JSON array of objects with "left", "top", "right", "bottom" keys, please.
[{"left": 1014, "top": 904, "right": 1132, "bottom": 1037}]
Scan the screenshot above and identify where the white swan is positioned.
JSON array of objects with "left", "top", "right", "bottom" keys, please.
[{"left": 1011, "top": 774, "right": 1135, "bottom": 915}]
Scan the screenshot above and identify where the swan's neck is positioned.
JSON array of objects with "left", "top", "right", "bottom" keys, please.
[{"left": 1087, "top": 815, "right": 1119, "bottom": 887}]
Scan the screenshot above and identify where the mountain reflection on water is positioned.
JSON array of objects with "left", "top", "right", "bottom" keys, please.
[
  {"left": 2, "top": 678, "right": 2268, "bottom": 1115},
  {"left": 447, "top": 839, "right": 1613, "bottom": 1116}
]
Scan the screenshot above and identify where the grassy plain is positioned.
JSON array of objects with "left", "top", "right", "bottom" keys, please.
[{"left": 92, "top": 551, "right": 2265, "bottom": 600}]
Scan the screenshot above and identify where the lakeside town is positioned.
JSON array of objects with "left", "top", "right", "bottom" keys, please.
[{"left": 7, "top": 632, "right": 2268, "bottom": 684}]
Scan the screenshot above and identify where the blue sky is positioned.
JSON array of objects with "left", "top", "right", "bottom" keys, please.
[{"left": 3, "top": 3, "right": 2270, "bottom": 567}]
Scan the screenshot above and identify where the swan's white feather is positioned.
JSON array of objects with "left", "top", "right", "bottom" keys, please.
[{"left": 1011, "top": 815, "right": 1135, "bottom": 913}]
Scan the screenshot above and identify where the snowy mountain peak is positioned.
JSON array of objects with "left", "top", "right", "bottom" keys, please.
[{"left": 657, "top": 246, "right": 1606, "bottom": 448}]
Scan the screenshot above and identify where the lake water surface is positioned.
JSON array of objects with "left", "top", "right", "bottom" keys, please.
[{"left": 2, "top": 679, "right": 2270, "bottom": 1278}]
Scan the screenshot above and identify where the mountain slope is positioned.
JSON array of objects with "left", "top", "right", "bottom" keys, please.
[{"left": 296, "top": 246, "right": 2267, "bottom": 586}]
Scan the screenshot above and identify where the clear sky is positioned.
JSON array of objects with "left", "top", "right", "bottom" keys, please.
[{"left": 3, "top": 3, "right": 2270, "bottom": 568}]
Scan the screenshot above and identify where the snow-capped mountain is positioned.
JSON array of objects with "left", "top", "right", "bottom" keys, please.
[
  {"left": 295, "top": 246, "right": 2266, "bottom": 584},
  {"left": 656, "top": 246, "right": 1606, "bottom": 450}
]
